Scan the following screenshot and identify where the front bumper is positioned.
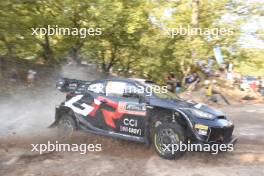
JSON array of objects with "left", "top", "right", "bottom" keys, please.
[
  {"left": 207, "top": 125, "right": 234, "bottom": 143},
  {"left": 191, "top": 118, "right": 236, "bottom": 145}
]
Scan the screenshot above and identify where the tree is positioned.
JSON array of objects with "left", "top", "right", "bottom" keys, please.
[
  {"left": 0, "top": 0, "right": 263, "bottom": 81},
  {"left": 82, "top": 0, "right": 153, "bottom": 74}
]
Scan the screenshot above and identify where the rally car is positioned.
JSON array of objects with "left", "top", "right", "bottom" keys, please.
[{"left": 51, "top": 77, "right": 237, "bottom": 159}]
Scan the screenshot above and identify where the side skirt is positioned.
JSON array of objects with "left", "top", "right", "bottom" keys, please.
[{"left": 77, "top": 115, "right": 145, "bottom": 143}]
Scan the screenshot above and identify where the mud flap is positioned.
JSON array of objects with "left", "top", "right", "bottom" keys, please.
[
  {"left": 49, "top": 121, "right": 58, "bottom": 128},
  {"left": 48, "top": 106, "right": 61, "bottom": 128},
  {"left": 227, "top": 135, "right": 238, "bottom": 145}
]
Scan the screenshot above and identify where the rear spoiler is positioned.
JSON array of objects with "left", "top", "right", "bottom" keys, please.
[{"left": 56, "top": 78, "right": 91, "bottom": 94}]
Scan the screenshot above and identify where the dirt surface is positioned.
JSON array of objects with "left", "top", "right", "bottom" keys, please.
[
  {"left": 0, "top": 86, "right": 264, "bottom": 176},
  {"left": 0, "top": 62, "right": 263, "bottom": 176}
]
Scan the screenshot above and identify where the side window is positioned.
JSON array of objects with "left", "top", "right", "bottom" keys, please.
[
  {"left": 124, "top": 83, "right": 141, "bottom": 95},
  {"left": 105, "top": 81, "right": 126, "bottom": 97},
  {"left": 87, "top": 82, "right": 104, "bottom": 94},
  {"left": 105, "top": 81, "right": 141, "bottom": 98}
]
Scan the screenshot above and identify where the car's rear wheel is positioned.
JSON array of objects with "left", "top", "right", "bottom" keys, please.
[
  {"left": 57, "top": 114, "right": 77, "bottom": 139},
  {"left": 153, "top": 122, "right": 186, "bottom": 160}
]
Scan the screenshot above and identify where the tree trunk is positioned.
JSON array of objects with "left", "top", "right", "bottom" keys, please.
[
  {"left": 70, "top": 12, "right": 83, "bottom": 65},
  {"left": 41, "top": 34, "right": 54, "bottom": 63},
  {"left": 124, "top": 61, "right": 131, "bottom": 77},
  {"left": 181, "top": 0, "right": 199, "bottom": 87},
  {"left": 180, "top": 61, "right": 191, "bottom": 86},
  {"left": 0, "top": 57, "right": 3, "bottom": 80},
  {"left": 191, "top": 0, "right": 199, "bottom": 63},
  {"left": 101, "top": 45, "right": 117, "bottom": 75},
  {"left": 0, "top": 35, "right": 14, "bottom": 57},
  {"left": 70, "top": 43, "right": 83, "bottom": 64}
]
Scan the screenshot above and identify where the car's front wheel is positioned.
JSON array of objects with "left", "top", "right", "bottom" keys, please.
[{"left": 153, "top": 122, "right": 186, "bottom": 160}]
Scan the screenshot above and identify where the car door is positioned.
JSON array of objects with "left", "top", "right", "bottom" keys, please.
[
  {"left": 80, "top": 81, "right": 108, "bottom": 129},
  {"left": 99, "top": 80, "right": 147, "bottom": 137},
  {"left": 63, "top": 80, "right": 108, "bottom": 130}
]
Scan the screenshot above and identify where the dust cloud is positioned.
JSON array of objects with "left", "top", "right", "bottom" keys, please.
[{"left": 0, "top": 63, "right": 103, "bottom": 139}]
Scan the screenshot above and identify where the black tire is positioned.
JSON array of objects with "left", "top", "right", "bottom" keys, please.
[
  {"left": 57, "top": 114, "right": 77, "bottom": 139},
  {"left": 153, "top": 122, "right": 186, "bottom": 160}
]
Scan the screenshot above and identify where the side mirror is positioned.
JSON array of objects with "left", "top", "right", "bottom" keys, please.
[
  {"left": 123, "top": 92, "right": 145, "bottom": 102},
  {"left": 139, "top": 94, "right": 148, "bottom": 104},
  {"left": 123, "top": 92, "right": 139, "bottom": 98}
]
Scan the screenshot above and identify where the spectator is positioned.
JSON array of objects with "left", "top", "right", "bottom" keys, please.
[
  {"left": 10, "top": 68, "right": 19, "bottom": 83},
  {"left": 185, "top": 73, "right": 195, "bottom": 84},
  {"left": 260, "top": 77, "right": 264, "bottom": 96},
  {"left": 166, "top": 73, "right": 177, "bottom": 93},
  {"left": 186, "top": 72, "right": 200, "bottom": 91},
  {"left": 175, "top": 79, "right": 182, "bottom": 93},
  {"left": 27, "top": 69, "right": 37, "bottom": 87},
  {"left": 226, "top": 62, "right": 234, "bottom": 81}
]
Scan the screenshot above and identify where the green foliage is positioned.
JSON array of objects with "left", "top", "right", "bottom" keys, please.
[
  {"left": 0, "top": 0, "right": 263, "bottom": 80},
  {"left": 234, "top": 48, "right": 264, "bottom": 76}
]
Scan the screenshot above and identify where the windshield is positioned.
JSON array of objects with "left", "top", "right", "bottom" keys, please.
[
  {"left": 153, "top": 89, "right": 179, "bottom": 99},
  {"left": 143, "top": 83, "right": 180, "bottom": 99},
  {"left": 134, "top": 80, "right": 182, "bottom": 100}
]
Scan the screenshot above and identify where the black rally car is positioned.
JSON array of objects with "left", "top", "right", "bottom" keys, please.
[{"left": 51, "top": 77, "right": 237, "bottom": 159}]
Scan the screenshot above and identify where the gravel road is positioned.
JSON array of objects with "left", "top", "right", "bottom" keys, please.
[{"left": 0, "top": 89, "right": 263, "bottom": 176}]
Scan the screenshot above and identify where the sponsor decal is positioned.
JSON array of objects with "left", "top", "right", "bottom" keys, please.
[
  {"left": 194, "top": 124, "right": 209, "bottom": 136},
  {"left": 65, "top": 95, "right": 95, "bottom": 116},
  {"left": 120, "top": 118, "right": 142, "bottom": 135},
  {"left": 120, "top": 126, "right": 142, "bottom": 135},
  {"left": 65, "top": 95, "right": 146, "bottom": 129},
  {"left": 118, "top": 102, "right": 146, "bottom": 116},
  {"left": 194, "top": 124, "right": 208, "bottom": 130},
  {"left": 123, "top": 118, "right": 138, "bottom": 127}
]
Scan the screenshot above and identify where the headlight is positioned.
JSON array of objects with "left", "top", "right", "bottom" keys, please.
[{"left": 186, "top": 108, "right": 215, "bottom": 120}]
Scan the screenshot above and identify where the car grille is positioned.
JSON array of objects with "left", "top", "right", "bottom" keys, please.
[
  {"left": 208, "top": 126, "right": 234, "bottom": 143},
  {"left": 217, "top": 116, "right": 226, "bottom": 119}
]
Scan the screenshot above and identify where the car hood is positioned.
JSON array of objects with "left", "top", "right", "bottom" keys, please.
[{"left": 148, "top": 98, "right": 224, "bottom": 116}]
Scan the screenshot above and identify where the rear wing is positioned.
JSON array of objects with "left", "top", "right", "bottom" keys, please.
[{"left": 56, "top": 78, "right": 91, "bottom": 94}]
